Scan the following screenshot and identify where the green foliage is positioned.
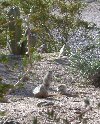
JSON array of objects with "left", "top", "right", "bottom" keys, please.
[
  {"left": 0, "top": 0, "right": 88, "bottom": 54},
  {"left": 0, "top": 32, "right": 7, "bottom": 47},
  {"left": 0, "top": 72, "right": 14, "bottom": 102},
  {"left": 47, "top": 108, "right": 55, "bottom": 119},
  {"left": 0, "top": 82, "right": 14, "bottom": 102},
  {"left": 52, "top": 0, "right": 86, "bottom": 43},
  {"left": 32, "top": 116, "right": 38, "bottom": 124},
  {"left": 70, "top": 52, "right": 100, "bottom": 76},
  {"left": 7, "top": 6, "right": 23, "bottom": 55},
  {"left": 0, "top": 83, "right": 14, "bottom": 95},
  {"left": 32, "top": 52, "right": 42, "bottom": 62},
  {"left": 0, "top": 0, "right": 99, "bottom": 88},
  {"left": 69, "top": 45, "right": 100, "bottom": 87},
  {"left": 22, "top": 56, "right": 29, "bottom": 67},
  {"left": 0, "top": 1, "right": 11, "bottom": 7},
  {"left": 0, "top": 54, "right": 9, "bottom": 63},
  {"left": 46, "top": 108, "right": 60, "bottom": 122},
  {"left": 0, "top": 1, "right": 8, "bottom": 48},
  {"left": 22, "top": 52, "right": 42, "bottom": 67},
  {"left": 16, "top": 83, "right": 25, "bottom": 89}
]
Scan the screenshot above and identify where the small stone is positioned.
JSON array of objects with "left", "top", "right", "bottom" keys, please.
[
  {"left": 22, "top": 75, "right": 30, "bottom": 82},
  {"left": 84, "top": 98, "right": 90, "bottom": 108}
]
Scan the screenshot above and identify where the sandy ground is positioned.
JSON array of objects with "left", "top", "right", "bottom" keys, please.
[
  {"left": 82, "top": 1, "right": 100, "bottom": 27},
  {"left": 0, "top": 53, "right": 100, "bottom": 124},
  {"left": 0, "top": 1, "right": 100, "bottom": 124}
]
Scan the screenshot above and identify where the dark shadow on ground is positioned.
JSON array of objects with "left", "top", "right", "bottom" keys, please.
[{"left": 54, "top": 57, "right": 70, "bottom": 66}]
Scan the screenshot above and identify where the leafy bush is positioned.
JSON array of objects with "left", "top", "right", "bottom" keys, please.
[{"left": 69, "top": 48, "right": 100, "bottom": 87}]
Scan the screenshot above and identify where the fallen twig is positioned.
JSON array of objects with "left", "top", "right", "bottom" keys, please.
[{"left": 69, "top": 106, "right": 92, "bottom": 123}]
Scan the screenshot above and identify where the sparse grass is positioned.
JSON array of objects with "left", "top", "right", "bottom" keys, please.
[
  {"left": 97, "top": 103, "right": 100, "bottom": 108},
  {"left": 22, "top": 56, "right": 29, "bottom": 67},
  {"left": 0, "top": 111, "right": 6, "bottom": 116},
  {"left": 0, "top": 82, "right": 14, "bottom": 102},
  {"left": 0, "top": 76, "right": 3, "bottom": 82},
  {"left": 46, "top": 108, "right": 60, "bottom": 122},
  {"left": 22, "top": 52, "right": 42, "bottom": 68},
  {"left": 32, "top": 116, "right": 38, "bottom": 124},
  {"left": 15, "top": 83, "right": 25, "bottom": 89},
  {"left": 32, "top": 52, "right": 42, "bottom": 62}
]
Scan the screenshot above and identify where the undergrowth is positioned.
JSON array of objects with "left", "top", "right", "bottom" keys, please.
[{"left": 69, "top": 50, "right": 100, "bottom": 87}]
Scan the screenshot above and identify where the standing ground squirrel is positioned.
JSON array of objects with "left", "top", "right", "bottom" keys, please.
[
  {"left": 43, "top": 71, "right": 52, "bottom": 89},
  {"left": 33, "top": 71, "right": 52, "bottom": 98}
]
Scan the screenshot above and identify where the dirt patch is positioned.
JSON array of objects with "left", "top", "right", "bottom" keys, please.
[{"left": 0, "top": 53, "right": 100, "bottom": 124}]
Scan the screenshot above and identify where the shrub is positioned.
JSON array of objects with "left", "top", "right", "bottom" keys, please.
[{"left": 69, "top": 50, "right": 100, "bottom": 87}]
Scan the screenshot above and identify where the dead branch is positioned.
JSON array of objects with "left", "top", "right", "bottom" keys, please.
[{"left": 27, "top": 27, "right": 32, "bottom": 67}]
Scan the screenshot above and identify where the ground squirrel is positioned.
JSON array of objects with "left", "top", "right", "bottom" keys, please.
[
  {"left": 33, "top": 71, "right": 52, "bottom": 98},
  {"left": 33, "top": 85, "right": 48, "bottom": 98},
  {"left": 57, "top": 84, "right": 78, "bottom": 97},
  {"left": 57, "top": 84, "right": 67, "bottom": 95},
  {"left": 43, "top": 71, "right": 52, "bottom": 89}
]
